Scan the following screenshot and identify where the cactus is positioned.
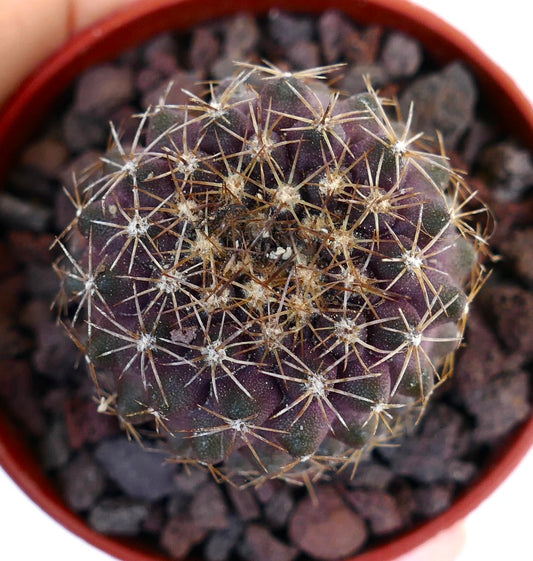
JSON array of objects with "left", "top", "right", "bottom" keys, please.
[{"left": 54, "top": 62, "right": 489, "bottom": 486}]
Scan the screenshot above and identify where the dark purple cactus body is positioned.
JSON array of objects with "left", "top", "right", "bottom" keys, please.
[{"left": 55, "top": 63, "right": 488, "bottom": 485}]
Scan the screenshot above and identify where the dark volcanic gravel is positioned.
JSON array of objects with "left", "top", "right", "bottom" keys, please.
[{"left": 0, "top": 8, "right": 532, "bottom": 561}]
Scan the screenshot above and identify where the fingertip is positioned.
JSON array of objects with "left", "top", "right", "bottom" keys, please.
[
  {"left": 0, "top": 0, "right": 70, "bottom": 105},
  {"left": 0, "top": 0, "right": 141, "bottom": 107},
  {"left": 70, "top": 0, "right": 142, "bottom": 31}
]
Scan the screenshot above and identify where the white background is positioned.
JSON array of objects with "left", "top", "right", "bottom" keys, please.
[{"left": 1, "top": 1, "right": 532, "bottom": 560}]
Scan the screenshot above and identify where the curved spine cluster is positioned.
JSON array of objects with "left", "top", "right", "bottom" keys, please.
[{"left": 54, "top": 63, "right": 490, "bottom": 485}]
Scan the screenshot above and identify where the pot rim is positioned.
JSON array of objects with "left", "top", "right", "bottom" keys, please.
[{"left": 1, "top": 1, "right": 532, "bottom": 560}]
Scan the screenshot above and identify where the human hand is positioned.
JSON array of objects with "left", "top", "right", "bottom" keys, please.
[{"left": 0, "top": 0, "right": 138, "bottom": 106}]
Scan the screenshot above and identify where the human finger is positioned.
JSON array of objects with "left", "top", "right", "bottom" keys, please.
[{"left": 0, "top": 0, "right": 138, "bottom": 106}]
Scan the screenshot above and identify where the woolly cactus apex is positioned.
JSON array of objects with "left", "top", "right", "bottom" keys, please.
[{"left": 54, "top": 62, "right": 490, "bottom": 486}]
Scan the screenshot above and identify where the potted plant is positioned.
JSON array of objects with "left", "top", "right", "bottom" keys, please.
[{"left": 0, "top": 1, "right": 532, "bottom": 560}]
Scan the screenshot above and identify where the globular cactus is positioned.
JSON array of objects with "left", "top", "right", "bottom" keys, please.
[{"left": 54, "top": 63, "right": 489, "bottom": 486}]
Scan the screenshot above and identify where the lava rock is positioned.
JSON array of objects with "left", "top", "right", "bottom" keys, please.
[
  {"left": 166, "top": 490, "right": 190, "bottom": 518},
  {"left": 318, "top": 10, "right": 355, "bottom": 64},
  {"left": 381, "top": 31, "right": 423, "bottom": 78},
  {"left": 224, "top": 13, "right": 259, "bottom": 57},
  {"left": 254, "top": 479, "right": 280, "bottom": 503},
  {"left": 482, "top": 283, "right": 533, "bottom": 360},
  {"left": 239, "top": 524, "right": 298, "bottom": 561},
  {"left": 286, "top": 40, "right": 321, "bottom": 70},
  {"left": 64, "top": 395, "right": 121, "bottom": 449},
  {"left": 378, "top": 404, "right": 468, "bottom": 484},
  {"left": 160, "top": 513, "right": 209, "bottom": 559},
  {"left": 20, "top": 137, "right": 69, "bottom": 179},
  {"left": 204, "top": 515, "right": 244, "bottom": 561},
  {"left": 94, "top": 437, "right": 176, "bottom": 501},
  {"left": 89, "top": 497, "right": 149, "bottom": 535},
  {"left": 446, "top": 460, "right": 477, "bottom": 484},
  {"left": 346, "top": 462, "right": 394, "bottom": 490},
  {"left": 499, "top": 228, "right": 533, "bottom": 286},
  {"left": 344, "top": 489, "right": 403, "bottom": 536},
  {"left": 190, "top": 25, "right": 220, "bottom": 73},
  {"left": 462, "top": 119, "right": 498, "bottom": 166},
  {"left": 479, "top": 141, "right": 533, "bottom": 201},
  {"left": 142, "top": 503, "right": 166, "bottom": 535},
  {"left": 400, "top": 62, "right": 477, "bottom": 148},
  {"left": 268, "top": 10, "right": 314, "bottom": 48},
  {"left": 340, "top": 64, "right": 387, "bottom": 92},
  {"left": 7, "top": 231, "right": 56, "bottom": 265},
  {"left": 0, "top": 317, "right": 32, "bottom": 360},
  {"left": 0, "top": 193, "right": 51, "bottom": 232},
  {"left": 141, "top": 70, "right": 203, "bottom": 110},
  {"left": 32, "top": 318, "right": 77, "bottom": 379},
  {"left": 389, "top": 480, "right": 417, "bottom": 525},
  {"left": 0, "top": 358, "right": 46, "bottom": 435},
  {"left": 40, "top": 418, "right": 71, "bottom": 469},
  {"left": 227, "top": 485, "right": 261, "bottom": 522},
  {"left": 174, "top": 469, "right": 209, "bottom": 494},
  {"left": 58, "top": 451, "right": 106, "bottom": 511},
  {"left": 190, "top": 482, "right": 230, "bottom": 530},
  {"left": 143, "top": 33, "right": 179, "bottom": 67},
  {"left": 61, "top": 109, "right": 108, "bottom": 152},
  {"left": 413, "top": 484, "right": 455, "bottom": 517},
  {"left": 74, "top": 64, "right": 135, "bottom": 118},
  {"left": 289, "top": 486, "right": 368, "bottom": 560},
  {"left": 25, "top": 263, "right": 60, "bottom": 299},
  {"left": 468, "top": 370, "right": 531, "bottom": 443},
  {"left": 264, "top": 487, "right": 295, "bottom": 529},
  {"left": 454, "top": 310, "right": 507, "bottom": 398},
  {"left": 344, "top": 25, "right": 382, "bottom": 65},
  {"left": 0, "top": 242, "right": 17, "bottom": 277}
]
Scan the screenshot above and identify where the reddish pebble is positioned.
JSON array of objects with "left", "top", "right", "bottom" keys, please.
[
  {"left": 264, "top": 487, "right": 294, "bottom": 528},
  {"left": 161, "top": 514, "right": 208, "bottom": 559},
  {"left": 0, "top": 316, "right": 32, "bottom": 360},
  {"left": 482, "top": 283, "right": 533, "bottom": 358},
  {"left": 59, "top": 451, "right": 106, "bottom": 511},
  {"left": 254, "top": 479, "right": 280, "bottom": 503},
  {"left": 74, "top": 64, "right": 134, "bottom": 117},
  {"left": 381, "top": 31, "right": 422, "bottom": 78},
  {"left": 286, "top": 40, "right": 320, "bottom": 70},
  {"left": 318, "top": 9, "right": 354, "bottom": 64},
  {"left": 0, "top": 359, "right": 46, "bottom": 435},
  {"left": 239, "top": 524, "right": 298, "bottom": 561},
  {"left": 344, "top": 489, "right": 403, "bottom": 536},
  {"left": 289, "top": 486, "right": 367, "bottom": 560},
  {"left": 65, "top": 396, "right": 120, "bottom": 449},
  {"left": 190, "top": 482, "right": 230, "bottom": 530},
  {"left": 20, "top": 137, "right": 69, "bottom": 178},
  {"left": 500, "top": 228, "right": 533, "bottom": 286},
  {"left": 190, "top": 26, "right": 220, "bottom": 72},
  {"left": 7, "top": 231, "right": 56, "bottom": 265},
  {"left": 89, "top": 498, "right": 148, "bottom": 536},
  {"left": 174, "top": 469, "right": 209, "bottom": 494},
  {"left": 227, "top": 485, "right": 260, "bottom": 521},
  {"left": 224, "top": 14, "right": 259, "bottom": 56},
  {"left": 142, "top": 70, "right": 203, "bottom": 109},
  {"left": 413, "top": 484, "right": 454, "bottom": 517}
]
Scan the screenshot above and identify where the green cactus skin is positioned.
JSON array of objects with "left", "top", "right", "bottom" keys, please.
[{"left": 54, "top": 63, "right": 489, "bottom": 486}]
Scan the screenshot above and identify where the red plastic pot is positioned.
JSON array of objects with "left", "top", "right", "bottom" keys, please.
[{"left": 0, "top": 1, "right": 532, "bottom": 560}]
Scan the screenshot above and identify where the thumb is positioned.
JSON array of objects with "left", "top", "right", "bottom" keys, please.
[{"left": 0, "top": 0, "right": 139, "bottom": 106}]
